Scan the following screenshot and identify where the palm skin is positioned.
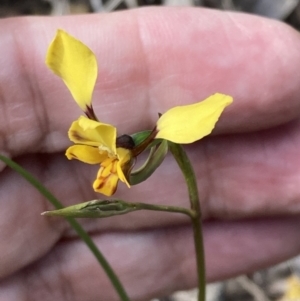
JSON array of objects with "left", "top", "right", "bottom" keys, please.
[{"left": 1, "top": 7, "right": 300, "bottom": 301}]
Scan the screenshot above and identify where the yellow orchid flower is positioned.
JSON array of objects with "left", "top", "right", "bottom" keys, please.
[
  {"left": 155, "top": 93, "right": 233, "bottom": 144},
  {"left": 45, "top": 30, "right": 97, "bottom": 113},
  {"left": 66, "top": 116, "right": 133, "bottom": 196},
  {"left": 45, "top": 29, "right": 233, "bottom": 196}
]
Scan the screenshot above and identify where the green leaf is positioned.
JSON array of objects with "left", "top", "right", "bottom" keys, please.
[
  {"left": 43, "top": 198, "right": 195, "bottom": 218},
  {"left": 42, "top": 199, "right": 138, "bottom": 218}
]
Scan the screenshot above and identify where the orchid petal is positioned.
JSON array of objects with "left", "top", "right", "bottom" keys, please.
[
  {"left": 116, "top": 148, "right": 132, "bottom": 187},
  {"left": 68, "top": 116, "right": 117, "bottom": 154},
  {"left": 46, "top": 30, "right": 97, "bottom": 111},
  {"left": 66, "top": 145, "right": 107, "bottom": 164},
  {"left": 156, "top": 93, "right": 233, "bottom": 143},
  {"left": 93, "top": 158, "right": 119, "bottom": 196}
]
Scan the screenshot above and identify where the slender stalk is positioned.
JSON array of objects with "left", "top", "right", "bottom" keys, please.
[
  {"left": 85, "top": 105, "right": 99, "bottom": 121},
  {"left": 168, "top": 143, "right": 206, "bottom": 301},
  {"left": 0, "top": 154, "right": 131, "bottom": 301},
  {"left": 130, "top": 140, "right": 168, "bottom": 185},
  {"left": 128, "top": 201, "right": 196, "bottom": 217}
]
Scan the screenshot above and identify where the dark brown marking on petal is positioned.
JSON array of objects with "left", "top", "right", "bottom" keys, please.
[
  {"left": 95, "top": 175, "right": 117, "bottom": 195},
  {"left": 85, "top": 105, "right": 99, "bottom": 121},
  {"left": 97, "top": 179, "right": 106, "bottom": 190},
  {"left": 70, "top": 130, "right": 86, "bottom": 142},
  {"left": 69, "top": 152, "right": 78, "bottom": 159}
]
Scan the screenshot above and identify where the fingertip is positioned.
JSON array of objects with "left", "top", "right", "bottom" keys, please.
[{"left": 2, "top": 8, "right": 300, "bottom": 157}]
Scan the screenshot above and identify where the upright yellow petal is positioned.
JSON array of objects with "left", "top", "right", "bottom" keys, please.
[
  {"left": 45, "top": 30, "right": 97, "bottom": 111},
  {"left": 68, "top": 116, "right": 117, "bottom": 154},
  {"left": 156, "top": 93, "right": 233, "bottom": 144}
]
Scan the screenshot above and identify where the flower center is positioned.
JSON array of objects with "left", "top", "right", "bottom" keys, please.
[{"left": 98, "top": 145, "right": 116, "bottom": 158}]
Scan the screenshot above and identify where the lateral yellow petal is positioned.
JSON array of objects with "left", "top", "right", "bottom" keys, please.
[
  {"left": 68, "top": 116, "right": 116, "bottom": 154},
  {"left": 45, "top": 29, "right": 97, "bottom": 111},
  {"left": 66, "top": 145, "right": 107, "bottom": 164},
  {"left": 156, "top": 93, "right": 233, "bottom": 144},
  {"left": 116, "top": 148, "right": 132, "bottom": 187}
]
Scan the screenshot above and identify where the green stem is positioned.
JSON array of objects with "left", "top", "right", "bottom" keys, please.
[
  {"left": 168, "top": 143, "right": 206, "bottom": 301},
  {"left": 0, "top": 154, "right": 131, "bottom": 301},
  {"left": 129, "top": 201, "right": 195, "bottom": 217},
  {"left": 130, "top": 140, "right": 168, "bottom": 185}
]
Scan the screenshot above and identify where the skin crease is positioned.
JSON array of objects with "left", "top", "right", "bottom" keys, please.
[{"left": 1, "top": 6, "right": 300, "bottom": 301}]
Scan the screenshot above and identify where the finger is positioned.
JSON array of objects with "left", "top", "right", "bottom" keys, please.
[
  {"left": 2, "top": 118, "right": 300, "bottom": 278},
  {"left": 1, "top": 217, "right": 299, "bottom": 301},
  {"left": 1, "top": 8, "right": 300, "bottom": 157},
  {"left": 1, "top": 6, "right": 298, "bottom": 278},
  {"left": 0, "top": 154, "right": 69, "bottom": 279}
]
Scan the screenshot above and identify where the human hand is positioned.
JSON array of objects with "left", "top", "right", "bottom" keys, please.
[{"left": 1, "top": 7, "right": 300, "bottom": 301}]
